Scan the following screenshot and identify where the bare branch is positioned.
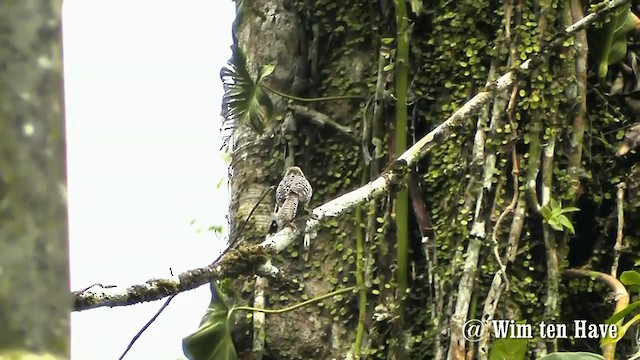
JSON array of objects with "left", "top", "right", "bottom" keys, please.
[
  {"left": 290, "top": 104, "right": 358, "bottom": 141},
  {"left": 611, "top": 182, "right": 626, "bottom": 277},
  {"left": 73, "top": 246, "right": 290, "bottom": 311}
]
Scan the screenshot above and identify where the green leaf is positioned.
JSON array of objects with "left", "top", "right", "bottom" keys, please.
[
  {"left": 621, "top": 270, "right": 640, "bottom": 286},
  {"left": 257, "top": 64, "right": 275, "bottom": 80},
  {"left": 183, "top": 282, "right": 237, "bottom": 360},
  {"left": 602, "top": 313, "right": 640, "bottom": 346},
  {"left": 559, "top": 207, "right": 580, "bottom": 214},
  {"left": 550, "top": 207, "right": 564, "bottom": 218},
  {"left": 541, "top": 206, "right": 552, "bottom": 220},
  {"left": 556, "top": 215, "right": 575, "bottom": 234},
  {"left": 606, "top": 299, "right": 640, "bottom": 324},
  {"left": 534, "top": 353, "right": 603, "bottom": 360},
  {"left": 215, "top": 177, "right": 225, "bottom": 189},
  {"left": 220, "top": 46, "right": 274, "bottom": 135},
  {"left": 489, "top": 337, "right": 527, "bottom": 360},
  {"left": 409, "top": 0, "right": 423, "bottom": 15},
  {"left": 208, "top": 225, "right": 224, "bottom": 234},
  {"left": 548, "top": 218, "right": 563, "bottom": 232},
  {"left": 589, "top": 7, "right": 639, "bottom": 80}
]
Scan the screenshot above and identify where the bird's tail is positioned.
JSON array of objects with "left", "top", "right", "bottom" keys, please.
[{"left": 275, "top": 195, "right": 299, "bottom": 230}]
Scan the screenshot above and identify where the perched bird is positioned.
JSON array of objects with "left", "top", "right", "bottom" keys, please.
[
  {"left": 274, "top": 166, "right": 313, "bottom": 231},
  {"left": 616, "top": 123, "right": 640, "bottom": 156}
]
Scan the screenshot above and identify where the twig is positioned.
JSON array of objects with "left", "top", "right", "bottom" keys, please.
[
  {"left": 490, "top": 84, "right": 520, "bottom": 292},
  {"left": 118, "top": 294, "right": 177, "bottom": 360},
  {"left": 354, "top": 204, "right": 367, "bottom": 359},
  {"left": 611, "top": 182, "right": 626, "bottom": 277},
  {"left": 353, "top": 43, "right": 391, "bottom": 359},
  {"left": 541, "top": 114, "right": 560, "bottom": 353},
  {"left": 228, "top": 185, "right": 274, "bottom": 249},
  {"left": 362, "top": 45, "right": 392, "bottom": 165},
  {"left": 234, "top": 286, "right": 357, "bottom": 314},
  {"left": 479, "top": 196, "right": 526, "bottom": 358},
  {"left": 263, "top": 84, "right": 367, "bottom": 102},
  {"left": 205, "top": 184, "right": 275, "bottom": 278},
  {"left": 567, "top": 0, "right": 588, "bottom": 198},
  {"left": 72, "top": 283, "right": 116, "bottom": 295},
  {"left": 252, "top": 271, "right": 268, "bottom": 360},
  {"left": 361, "top": 94, "right": 375, "bottom": 164},
  {"left": 407, "top": 170, "right": 435, "bottom": 291},
  {"left": 290, "top": 104, "right": 358, "bottom": 141}
]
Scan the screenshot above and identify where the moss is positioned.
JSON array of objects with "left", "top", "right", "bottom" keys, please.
[{"left": 218, "top": 244, "right": 271, "bottom": 278}]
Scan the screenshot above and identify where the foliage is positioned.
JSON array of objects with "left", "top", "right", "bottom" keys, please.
[
  {"left": 183, "top": 281, "right": 237, "bottom": 360},
  {"left": 602, "top": 270, "right": 640, "bottom": 346},
  {"left": 220, "top": 45, "right": 274, "bottom": 137},
  {"left": 490, "top": 337, "right": 527, "bottom": 360},
  {"left": 588, "top": 3, "right": 639, "bottom": 81},
  {"left": 540, "top": 199, "right": 580, "bottom": 234}
]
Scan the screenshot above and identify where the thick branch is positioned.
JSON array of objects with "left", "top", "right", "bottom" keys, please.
[
  {"left": 72, "top": 0, "right": 629, "bottom": 311},
  {"left": 74, "top": 245, "right": 285, "bottom": 311}
]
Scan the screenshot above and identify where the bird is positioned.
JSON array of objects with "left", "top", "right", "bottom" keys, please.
[
  {"left": 616, "top": 123, "right": 640, "bottom": 156},
  {"left": 274, "top": 166, "right": 313, "bottom": 231}
]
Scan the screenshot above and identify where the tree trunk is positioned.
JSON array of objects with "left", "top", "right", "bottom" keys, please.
[
  {"left": 225, "top": 1, "right": 376, "bottom": 359},
  {"left": 0, "top": 1, "right": 69, "bottom": 358}
]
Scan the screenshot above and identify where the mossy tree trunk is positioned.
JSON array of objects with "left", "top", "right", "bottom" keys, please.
[
  {"left": 225, "top": 0, "right": 638, "bottom": 359},
  {"left": 0, "top": 1, "right": 69, "bottom": 358}
]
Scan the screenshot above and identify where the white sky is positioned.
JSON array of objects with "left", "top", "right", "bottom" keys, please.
[{"left": 63, "top": 2, "right": 235, "bottom": 359}]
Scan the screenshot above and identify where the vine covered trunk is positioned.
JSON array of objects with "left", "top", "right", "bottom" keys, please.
[{"left": 218, "top": 0, "right": 640, "bottom": 359}]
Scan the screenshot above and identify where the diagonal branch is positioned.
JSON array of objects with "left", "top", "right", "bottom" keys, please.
[
  {"left": 290, "top": 104, "right": 359, "bottom": 141},
  {"left": 72, "top": 0, "right": 630, "bottom": 311},
  {"left": 73, "top": 245, "right": 290, "bottom": 311}
]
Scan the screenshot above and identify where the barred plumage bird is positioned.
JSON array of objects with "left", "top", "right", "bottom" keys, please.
[{"left": 274, "top": 166, "right": 312, "bottom": 230}]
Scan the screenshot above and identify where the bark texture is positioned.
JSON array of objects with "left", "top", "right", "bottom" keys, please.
[
  {"left": 0, "top": 1, "right": 69, "bottom": 357},
  {"left": 227, "top": 1, "right": 374, "bottom": 358}
]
